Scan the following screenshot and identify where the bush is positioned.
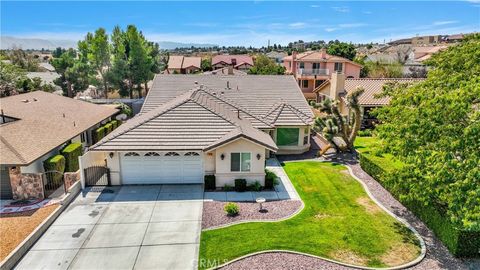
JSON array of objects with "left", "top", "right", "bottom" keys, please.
[
  {"left": 93, "top": 126, "right": 105, "bottom": 143},
  {"left": 110, "top": 120, "right": 119, "bottom": 130},
  {"left": 265, "top": 169, "right": 278, "bottom": 189},
  {"left": 43, "top": 155, "right": 66, "bottom": 184},
  {"left": 223, "top": 184, "right": 234, "bottom": 191},
  {"left": 104, "top": 123, "right": 113, "bottom": 135},
  {"left": 224, "top": 202, "right": 239, "bottom": 216},
  {"left": 358, "top": 129, "right": 373, "bottom": 137},
  {"left": 61, "top": 142, "right": 82, "bottom": 172},
  {"left": 204, "top": 175, "right": 216, "bottom": 191},
  {"left": 248, "top": 181, "right": 262, "bottom": 191},
  {"left": 234, "top": 179, "right": 247, "bottom": 192}
]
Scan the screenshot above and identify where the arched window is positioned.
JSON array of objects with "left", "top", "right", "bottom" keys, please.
[
  {"left": 165, "top": 152, "right": 180, "bottom": 156},
  {"left": 124, "top": 152, "right": 140, "bottom": 156},
  {"left": 184, "top": 152, "right": 200, "bottom": 156},
  {"left": 145, "top": 152, "right": 160, "bottom": 156}
]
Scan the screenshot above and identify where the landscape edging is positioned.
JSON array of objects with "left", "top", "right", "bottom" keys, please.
[
  {"left": 0, "top": 181, "right": 81, "bottom": 270},
  {"left": 207, "top": 159, "right": 426, "bottom": 270}
]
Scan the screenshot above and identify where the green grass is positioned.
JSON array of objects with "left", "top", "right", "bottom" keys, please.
[
  {"left": 199, "top": 162, "right": 420, "bottom": 269},
  {"left": 354, "top": 137, "right": 404, "bottom": 172}
]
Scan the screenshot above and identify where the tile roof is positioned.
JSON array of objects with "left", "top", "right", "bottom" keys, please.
[
  {"left": 91, "top": 87, "right": 277, "bottom": 152},
  {"left": 344, "top": 78, "right": 424, "bottom": 106},
  {"left": 212, "top": 55, "right": 254, "bottom": 67},
  {"left": 167, "top": 56, "right": 201, "bottom": 69},
  {"left": 182, "top": 56, "right": 201, "bottom": 69},
  {"left": 202, "top": 67, "right": 248, "bottom": 76},
  {"left": 0, "top": 91, "right": 118, "bottom": 165},
  {"left": 283, "top": 51, "right": 362, "bottom": 67}
]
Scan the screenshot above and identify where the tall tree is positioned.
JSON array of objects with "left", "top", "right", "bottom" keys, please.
[
  {"left": 373, "top": 34, "right": 480, "bottom": 229},
  {"left": 327, "top": 41, "right": 356, "bottom": 61},
  {"left": 248, "top": 55, "right": 286, "bottom": 75},
  {"left": 81, "top": 28, "right": 111, "bottom": 97},
  {"left": 0, "top": 62, "right": 25, "bottom": 97},
  {"left": 9, "top": 47, "right": 40, "bottom": 71},
  {"left": 51, "top": 49, "right": 90, "bottom": 97}
]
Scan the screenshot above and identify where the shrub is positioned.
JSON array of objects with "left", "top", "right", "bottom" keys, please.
[
  {"left": 223, "top": 184, "right": 234, "bottom": 191},
  {"left": 204, "top": 175, "right": 216, "bottom": 191},
  {"left": 43, "top": 155, "right": 66, "bottom": 184},
  {"left": 234, "top": 179, "right": 247, "bottom": 192},
  {"left": 248, "top": 181, "right": 262, "bottom": 192},
  {"left": 224, "top": 202, "right": 239, "bottom": 216},
  {"left": 61, "top": 142, "right": 82, "bottom": 172},
  {"left": 265, "top": 169, "right": 278, "bottom": 189},
  {"left": 93, "top": 126, "right": 105, "bottom": 143},
  {"left": 104, "top": 123, "right": 113, "bottom": 135},
  {"left": 358, "top": 129, "right": 373, "bottom": 137},
  {"left": 110, "top": 120, "right": 119, "bottom": 130}
]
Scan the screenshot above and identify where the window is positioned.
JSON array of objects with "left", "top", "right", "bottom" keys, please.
[
  {"left": 125, "top": 152, "right": 140, "bottom": 156},
  {"left": 145, "top": 152, "right": 160, "bottom": 156},
  {"left": 303, "top": 128, "right": 309, "bottom": 145},
  {"left": 277, "top": 128, "right": 300, "bottom": 146},
  {"left": 80, "top": 132, "right": 86, "bottom": 143},
  {"left": 230, "top": 153, "right": 251, "bottom": 172},
  {"left": 312, "top": 63, "right": 320, "bottom": 69},
  {"left": 302, "top": 80, "right": 308, "bottom": 88},
  {"left": 165, "top": 152, "right": 180, "bottom": 156},
  {"left": 299, "top": 62, "right": 305, "bottom": 69},
  {"left": 334, "top": 62, "right": 343, "bottom": 72},
  {"left": 185, "top": 152, "right": 200, "bottom": 156}
]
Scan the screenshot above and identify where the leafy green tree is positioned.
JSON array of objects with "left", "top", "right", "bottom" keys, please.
[
  {"left": 364, "top": 60, "right": 403, "bottom": 78},
  {"left": 52, "top": 47, "right": 66, "bottom": 58},
  {"left": 51, "top": 49, "right": 90, "bottom": 97},
  {"left": 311, "top": 87, "right": 364, "bottom": 151},
  {"left": 373, "top": 34, "right": 480, "bottom": 229},
  {"left": 9, "top": 47, "right": 40, "bottom": 71},
  {"left": 327, "top": 41, "right": 356, "bottom": 61},
  {"left": 0, "top": 62, "right": 25, "bottom": 97},
  {"left": 248, "top": 55, "right": 285, "bottom": 75},
  {"left": 201, "top": 58, "right": 212, "bottom": 71}
]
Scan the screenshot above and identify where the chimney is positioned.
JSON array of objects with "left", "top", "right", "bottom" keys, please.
[
  {"left": 320, "top": 48, "right": 327, "bottom": 59},
  {"left": 227, "top": 65, "right": 234, "bottom": 75},
  {"left": 329, "top": 72, "right": 345, "bottom": 100}
]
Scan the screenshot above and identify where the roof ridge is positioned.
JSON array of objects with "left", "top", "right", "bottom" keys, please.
[
  {"left": 283, "top": 103, "right": 313, "bottom": 124},
  {"left": 263, "top": 102, "right": 286, "bottom": 124},
  {"left": 0, "top": 135, "right": 27, "bottom": 164}
]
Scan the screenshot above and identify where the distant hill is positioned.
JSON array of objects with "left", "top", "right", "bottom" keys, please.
[
  {"left": 0, "top": 36, "right": 217, "bottom": 50},
  {"left": 1, "top": 36, "right": 77, "bottom": 50},
  {"left": 157, "top": 41, "right": 218, "bottom": 50}
]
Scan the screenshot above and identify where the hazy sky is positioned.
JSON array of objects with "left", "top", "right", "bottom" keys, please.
[{"left": 1, "top": 1, "right": 479, "bottom": 46}]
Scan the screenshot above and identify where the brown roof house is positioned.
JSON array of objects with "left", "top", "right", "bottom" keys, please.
[
  {"left": 167, "top": 55, "right": 202, "bottom": 74},
  {"left": 0, "top": 91, "right": 118, "bottom": 199},
  {"left": 313, "top": 72, "right": 423, "bottom": 127},
  {"left": 80, "top": 75, "right": 314, "bottom": 188},
  {"left": 212, "top": 55, "right": 254, "bottom": 71}
]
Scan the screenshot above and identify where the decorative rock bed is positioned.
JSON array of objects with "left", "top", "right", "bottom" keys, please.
[{"left": 202, "top": 200, "right": 303, "bottom": 229}]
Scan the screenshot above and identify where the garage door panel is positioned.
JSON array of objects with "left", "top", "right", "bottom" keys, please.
[{"left": 121, "top": 153, "right": 203, "bottom": 184}]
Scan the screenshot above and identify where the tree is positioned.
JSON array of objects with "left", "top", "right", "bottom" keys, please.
[
  {"left": 248, "top": 55, "right": 286, "bottom": 75},
  {"left": 52, "top": 47, "right": 66, "bottom": 58},
  {"left": 327, "top": 41, "right": 356, "bottom": 61},
  {"left": 373, "top": 34, "right": 480, "bottom": 229},
  {"left": 311, "top": 87, "right": 365, "bottom": 151},
  {"left": 51, "top": 49, "right": 90, "bottom": 97},
  {"left": 201, "top": 58, "right": 212, "bottom": 71},
  {"left": 0, "top": 62, "right": 25, "bottom": 97},
  {"left": 81, "top": 28, "right": 111, "bottom": 97},
  {"left": 9, "top": 47, "right": 40, "bottom": 71},
  {"left": 363, "top": 60, "right": 403, "bottom": 78}
]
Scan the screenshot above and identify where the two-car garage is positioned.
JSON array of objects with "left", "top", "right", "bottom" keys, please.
[{"left": 120, "top": 151, "right": 204, "bottom": 184}]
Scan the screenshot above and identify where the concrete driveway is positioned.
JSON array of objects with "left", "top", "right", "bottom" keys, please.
[{"left": 15, "top": 185, "right": 204, "bottom": 270}]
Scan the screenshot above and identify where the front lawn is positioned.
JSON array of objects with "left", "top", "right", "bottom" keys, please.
[{"left": 199, "top": 162, "right": 420, "bottom": 269}]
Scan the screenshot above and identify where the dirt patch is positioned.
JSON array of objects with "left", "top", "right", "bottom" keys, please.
[
  {"left": 381, "top": 243, "right": 419, "bottom": 266},
  {"left": 356, "top": 197, "right": 382, "bottom": 214},
  {"left": 0, "top": 205, "right": 59, "bottom": 261},
  {"left": 314, "top": 212, "right": 331, "bottom": 219},
  {"left": 330, "top": 249, "right": 368, "bottom": 266}
]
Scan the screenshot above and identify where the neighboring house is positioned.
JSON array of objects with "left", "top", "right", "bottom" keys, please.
[
  {"left": 266, "top": 51, "right": 288, "bottom": 64},
  {"left": 283, "top": 49, "right": 362, "bottom": 100},
  {"left": 313, "top": 72, "right": 423, "bottom": 128},
  {"left": 81, "top": 75, "right": 314, "bottom": 188},
  {"left": 212, "top": 55, "right": 254, "bottom": 71},
  {"left": 202, "top": 66, "right": 247, "bottom": 75},
  {"left": 0, "top": 91, "right": 118, "bottom": 199},
  {"left": 167, "top": 55, "right": 202, "bottom": 74}
]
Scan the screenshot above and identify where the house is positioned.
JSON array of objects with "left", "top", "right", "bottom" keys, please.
[
  {"left": 26, "top": 71, "right": 61, "bottom": 90},
  {"left": 212, "top": 55, "right": 254, "bottom": 71},
  {"left": 167, "top": 55, "right": 202, "bottom": 74},
  {"left": 283, "top": 49, "right": 362, "bottom": 100},
  {"left": 202, "top": 66, "right": 247, "bottom": 76},
  {"left": 80, "top": 75, "right": 314, "bottom": 188},
  {"left": 313, "top": 72, "right": 423, "bottom": 128},
  {"left": 266, "top": 51, "right": 288, "bottom": 64},
  {"left": 0, "top": 91, "right": 118, "bottom": 199}
]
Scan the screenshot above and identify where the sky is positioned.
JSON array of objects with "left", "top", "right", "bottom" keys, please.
[{"left": 1, "top": 1, "right": 479, "bottom": 47}]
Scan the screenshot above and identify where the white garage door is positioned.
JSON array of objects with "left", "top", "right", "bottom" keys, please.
[{"left": 121, "top": 151, "right": 203, "bottom": 184}]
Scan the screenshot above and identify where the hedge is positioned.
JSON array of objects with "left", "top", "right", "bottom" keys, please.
[
  {"left": 104, "top": 123, "right": 113, "bottom": 134},
  {"left": 43, "top": 155, "right": 66, "bottom": 184},
  {"left": 110, "top": 120, "right": 119, "bottom": 130},
  {"left": 359, "top": 152, "right": 480, "bottom": 257},
  {"left": 93, "top": 126, "right": 106, "bottom": 143},
  {"left": 61, "top": 142, "right": 82, "bottom": 172}
]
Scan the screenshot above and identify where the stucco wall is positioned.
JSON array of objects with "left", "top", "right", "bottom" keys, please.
[
  {"left": 105, "top": 152, "right": 121, "bottom": 185},
  {"left": 20, "top": 147, "right": 62, "bottom": 174},
  {"left": 212, "top": 138, "right": 266, "bottom": 187}
]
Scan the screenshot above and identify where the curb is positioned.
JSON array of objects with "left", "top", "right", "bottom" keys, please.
[
  {"left": 0, "top": 181, "right": 81, "bottom": 270},
  {"left": 206, "top": 159, "right": 426, "bottom": 270}
]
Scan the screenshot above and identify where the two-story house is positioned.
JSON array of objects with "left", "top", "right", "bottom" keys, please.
[{"left": 283, "top": 49, "right": 362, "bottom": 100}]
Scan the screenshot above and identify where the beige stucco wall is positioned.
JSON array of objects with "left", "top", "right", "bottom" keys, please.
[
  {"left": 274, "top": 126, "right": 311, "bottom": 155},
  {"left": 105, "top": 151, "right": 121, "bottom": 185},
  {"left": 212, "top": 138, "right": 266, "bottom": 187}
]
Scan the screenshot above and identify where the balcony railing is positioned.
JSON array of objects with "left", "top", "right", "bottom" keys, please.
[{"left": 297, "top": 68, "right": 329, "bottom": 76}]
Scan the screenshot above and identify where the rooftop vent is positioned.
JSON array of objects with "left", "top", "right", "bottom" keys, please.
[
  {"left": 194, "top": 81, "right": 198, "bottom": 85},
  {"left": 226, "top": 81, "right": 230, "bottom": 89},
  {"left": 21, "top": 99, "right": 29, "bottom": 103}
]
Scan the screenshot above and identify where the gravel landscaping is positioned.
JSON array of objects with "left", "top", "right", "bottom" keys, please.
[
  {"left": 0, "top": 204, "right": 59, "bottom": 261},
  {"left": 202, "top": 200, "right": 303, "bottom": 229}
]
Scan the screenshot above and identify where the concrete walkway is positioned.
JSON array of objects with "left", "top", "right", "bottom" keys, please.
[
  {"left": 203, "top": 158, "right": 300, "bottom": 202},
  {"left": 15, "top": 185, "right": 203, "bottom": 270}
]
